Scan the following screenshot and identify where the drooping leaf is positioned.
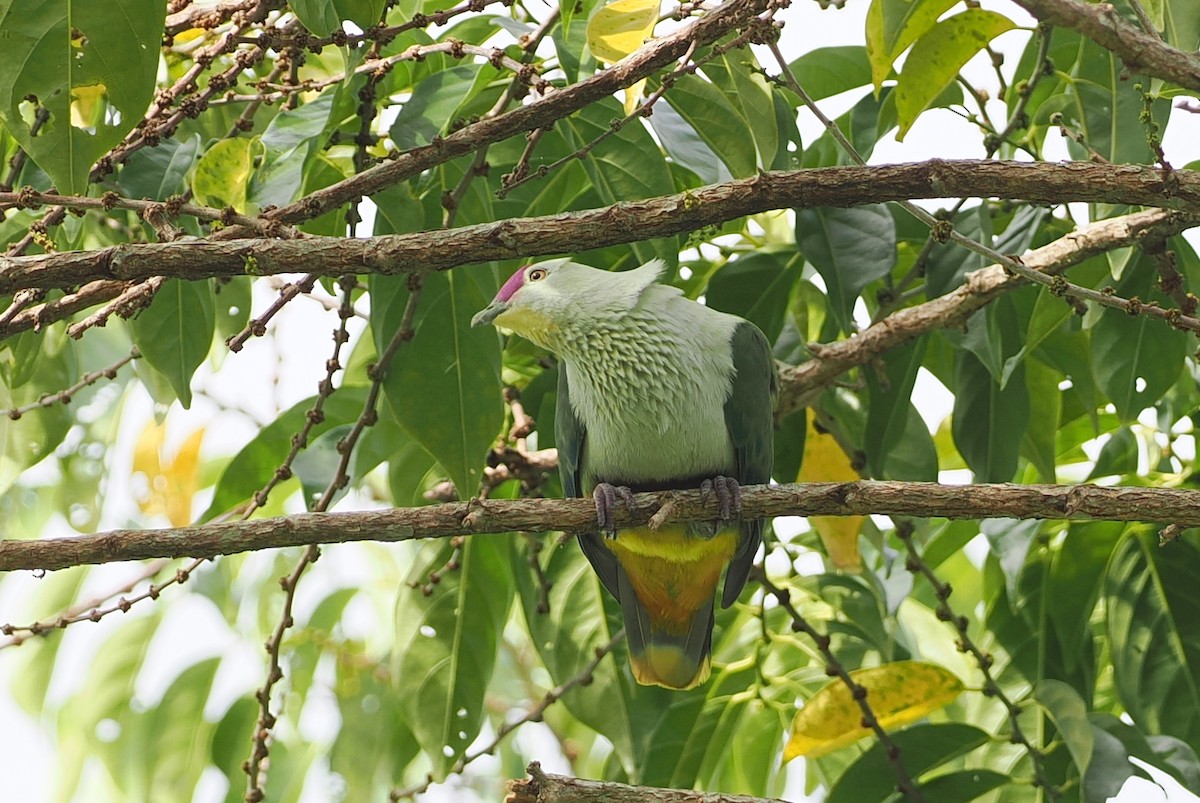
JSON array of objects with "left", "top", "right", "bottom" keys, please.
[
  {"left": 663, "top": 73, "right": 759, "bottom": 180},
  {"left": 704, "top": 250, "right": 802, "bottom": 343},
  {"left": 824, "top": 722, "right": 987, "bottom": 803},
  {"left": 129, "top": 279, "right": 216, "bottom": 409},
  {"left": 0, "top": 0, "right": 165, "bottom": 193},
  {"left": 798, "top": 416, "right": 864, "bottom": 570},
  {"left": 375, "top": 270, "right": 502, "bottom": 499},
  {"left": 785, "top": 661, "right": 964, "bottom": 761},
  {"left": 796, "top": 204, "right": 896, "bottom": 334},
  {"left": 951, "top": 343, "right": 1029, "bottom": 483},
  {"left": 1105, "top": 533, "right": 1200, "bottom": 754},
  {"left": 895, "top": 10, "right": 1017, "bottom": 140},
  {"left": 392, "top": 535, "right": 515, "bottom": 776}
]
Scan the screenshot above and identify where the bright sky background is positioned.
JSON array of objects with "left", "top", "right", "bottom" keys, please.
[{"left": 3, "top": 1, "right": 1200, "bottom": 801}]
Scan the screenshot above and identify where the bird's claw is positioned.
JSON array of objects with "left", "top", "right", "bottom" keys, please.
[
  {"left": 593, "top": 482, "right": 636, "bottom": 538},
  {"left": 701, "top": 475, "right": 742, "bottom": 522}
]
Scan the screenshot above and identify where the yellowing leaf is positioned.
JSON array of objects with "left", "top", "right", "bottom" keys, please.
[
  {"left": 70, "top": 84, "right": 108, "bottom": 130},
  {"left": 133, "top": 421, "right": 206, "bottom": 527},
  {"left": 798, "top": 416, "right": 863, "bottom": 570},
  {"left": 784, "top": 661, "right": 965, "bottom": 761},
  {"left": 623, "top": 78, "right": 647, "bottom": 115},
  {"left": 587, "top": 0, "right": 660, "bottom": 64}
]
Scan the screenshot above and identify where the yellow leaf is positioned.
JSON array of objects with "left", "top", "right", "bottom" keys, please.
[
  {"left": 133, "top": 421, "right": 166, "bottom": 517},
  {"left": 164, "top": 428, "right": 205, "bottom": 527},
  {"left": 70, "top": 84, "right": 108, "bottom": 130},
  {"left": 784, "top": 661, "right": 965, "bottom": 761},
  {"left": 797, "top": 416, "right": 863, "bottom": 570},
  {"left": 132, "top": 422, "right": 205, "bottom": 527},
  {"left": 586, "top": 0, "right": 660, "bottom": 64},
  {"left": 623, "top": 78, "right": 647, "bottom": 115}
]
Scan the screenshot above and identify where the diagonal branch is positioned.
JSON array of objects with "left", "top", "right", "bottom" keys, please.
[
  {"left": 2, "top": 161, "right": 1199, "bottom": 295},
  {"left": 778, "top": 206, "right": 1200, "bottom": 416},
  {"left": 253, "top": 0, "right": 773, "bottom": 226},
  {"left": 3, "top": 481, "right": 1198, "bottom": 573},
  {"left": 1013, "top": 0, "right": 1200, "bottom": 92}
]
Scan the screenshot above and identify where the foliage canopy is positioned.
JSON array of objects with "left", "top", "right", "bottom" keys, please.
[{"left": 1, "top": 0, "right": 1200, "bottom": 801}]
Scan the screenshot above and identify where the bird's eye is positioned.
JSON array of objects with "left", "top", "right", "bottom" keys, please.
[{"left": 527, "top": 268, "right": 548, "bottom": 282}]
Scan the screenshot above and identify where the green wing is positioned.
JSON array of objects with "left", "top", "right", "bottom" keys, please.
[
  {"left": 721, "top": 321, "right": 777, "bottom": 608},
  {"left": 556, "top": 364, "right": 621, "bottom": 599}
]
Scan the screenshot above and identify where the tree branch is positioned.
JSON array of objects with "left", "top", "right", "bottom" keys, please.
[
  {"left": 778, "top": 206, "right": 1200, "bottom": 416},
  {"left": 2, "top": 161, "right": 1198, "bottom": 295},
  {"left": 3, "top": 481, "right": 1197, "bottom": 573},
  {"left": 505, "top": 762, "right": 789, "bottom": 803},
  {"left": 1014, "top": 0, "right": 1200, "bottom": 92}
]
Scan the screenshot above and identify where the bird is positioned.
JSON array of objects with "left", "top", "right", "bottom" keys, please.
[{"left": 472, "top": 257, "right": 776, "bottom": 689}]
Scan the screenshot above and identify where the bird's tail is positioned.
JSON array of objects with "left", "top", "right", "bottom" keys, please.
[
  {"left": 619, "top": 573, "right": 714, "bottom": 690},
  {"left": 605, "top": 524, "right": 738, "bottom": 689}
]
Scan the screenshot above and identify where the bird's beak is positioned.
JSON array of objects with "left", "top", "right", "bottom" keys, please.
[{"left": 471, "top": 301, "right": 509, "bottom": 327}]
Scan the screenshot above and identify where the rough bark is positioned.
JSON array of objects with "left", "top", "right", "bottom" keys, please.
[
  {"left": 3, "top": 481, "right": 1196, "bottom": 572},
  {"left": 2, "top": 161, "right": 1198, "bottom": 295}
]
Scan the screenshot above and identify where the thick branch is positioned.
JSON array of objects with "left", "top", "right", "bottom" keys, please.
[
  {"left": 778, "top": 207, "right": 1200, "bottom": 415},
  {"left": 1014, "top": 0, "right": 1200, "bottom": 92},
  {"left": 260, "top": 0, "right": 770, "bottom": 224},
  {"left": 3, "top": 481, "right": 1198, "bottom": 572},
  {"left": 506, "top": 762, "right": 787, "bottom": 803},
  {"left": 2, "top": 161, "right": 1198, "bottom": 294}
]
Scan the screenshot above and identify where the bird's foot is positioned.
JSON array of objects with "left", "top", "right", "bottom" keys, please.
[
  {"left": 593, "top": 483, "right": 636, "bottom": 538},
  {"left": 701, "top": 476, "right": 742, "bottom": 522}
]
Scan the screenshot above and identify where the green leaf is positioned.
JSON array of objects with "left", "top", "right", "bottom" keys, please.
[
  {"left": 701, "top": 50, "right": 778, "bottom": 173},
  {"left": 663, "top": 73, "right": 759, "bottom": 179},
  {"left": 200, "top": 388, "right": 370, "bottom": 521},
  {"left": 291, "top": 0, "right": 388, "bottom": 36},
  {"left": 865, "top": 0, "right": 958, "bottom": 89},
  {"left": 1035, "top": 680, "right": 1095, "bottom": 776},
  {"left": 826, "top": 723, "right": 989, "bottom": 803},
  {"left": 1000, "top": 286, "right": 1073, "bottom": 389},
  {"left": 915, "top": 770, "right": 1010, "bottom": 801},
  {"left": 981, "top": 518, "right": 1039, "bottom": 607},
  {"left": 704, "top": 250, "right": 801, "bottom": 343},
  {"left": 190, "top": 137, "right": 257, "bottom": 213},
  {"left": 1020, "top": 356, "right": 1061, "bottom": 483},
  {"left": 895, "top": 10, "right": 1016, "bottom": 140},
  {"left": 1087, "top": 426, "right": 1138, "bottom": 480},
  {"left": 252, "top": 91, "right": 336, "bottom": 208},
  {"left": 0, "top": 332, "right": 73, "bottom": 495},
  {"left": 118, "top": 134, "right": 203, "bottom": 201},
  {"left": 865, "top": 338, "right": 925, "bottom": 478},
  {"left": 1092, "top": 262, "right": 1186, "bottom": 421},
  {"left": 393, "top": 535, "right": 515, "bottom": 776},
  {"left": 512, "top": 534, "right": 639, "bottom": 771},
  {"left": 1106, "top": 533, "right": 1200, "bottom": 753},
  {"left": 951, "top": 342, "right": 1029, "bottom": 483},
  {"left": 787, "top": 46, "right": 873, "bottom": 102},
  {"left": 1047, "top": 522, "right": 1123, "bottom": 675},
  {"left": 389, "top": 64, "right": 500, "bottom": 150},
  {"left": 0, "top": 0, "right": 165, "bottom": 193},
  {"left": 796, "top": 205, "right": 896, "bottom": 334},
  {"left": 375, "top": 270, "right": 502, "bottom": 499},
  {"left": 129, "top": 279, "right": 215, "bottom": 409},
  {"left": 291, "top": 424, "right": 353, "bottom": 511},
  {"left": 139, "top": 658, "right": 221, "bottom": 798},
  {"left": 559, "top": 97, "right": 677, "bottom": 268}
]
